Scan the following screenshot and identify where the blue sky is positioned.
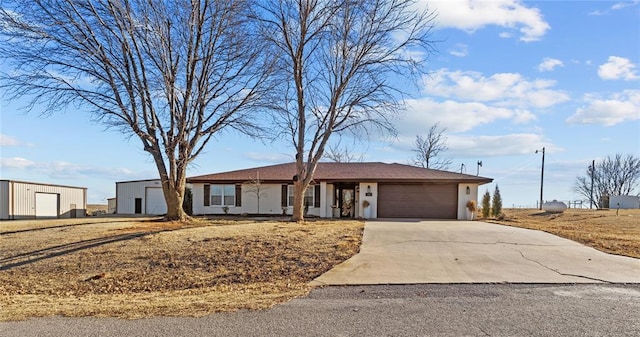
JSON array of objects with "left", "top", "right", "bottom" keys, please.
[{"left": 1, "top": 0, "right": 639, "bottom": 206}]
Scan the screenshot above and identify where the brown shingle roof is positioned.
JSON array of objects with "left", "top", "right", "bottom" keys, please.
[{"left": 187, "top": 162, "right": 493, "bottom": 184}]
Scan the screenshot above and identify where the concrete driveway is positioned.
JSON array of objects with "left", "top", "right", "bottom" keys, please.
[{"left": 311, "top": 220, "right": 640, "bottom": 285}]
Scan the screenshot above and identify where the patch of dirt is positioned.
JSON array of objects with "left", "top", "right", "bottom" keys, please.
[
  {"left": 0, "top": 217, "right": 364, "bottom": 320},
  {"left": 487, "top": 208, "right": 640, "bottom": 259}
]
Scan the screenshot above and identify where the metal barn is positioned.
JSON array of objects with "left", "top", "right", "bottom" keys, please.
[
  {"left": 0, "top": 180, "right": 87, "bottom": 220},
  {"left": 115, "top": 179, "right": 167, "bottom": 215}
]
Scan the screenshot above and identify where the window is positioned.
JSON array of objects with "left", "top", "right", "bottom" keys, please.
[
  {"left": 288, "top": 185, "right": 295, "bottom": 207},
  {"left": 304, "top": 187, "right": 314, "bottom": 207},
  {"left": 286, "top": 185, "right": 316, "bottom": 207},
  {"left": 210, "top": 184, "right": 235, "bottom": 206}
]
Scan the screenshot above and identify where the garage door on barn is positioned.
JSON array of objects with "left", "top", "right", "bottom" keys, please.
[
  {"left": 377, "top": 183, "right": 458, "bottom": 219},
  {"left": 35, "top": 192, "right": 59, "bottom": 218},
  {"left": 145, "top": 187, "right": 168, "bottom": 215}
]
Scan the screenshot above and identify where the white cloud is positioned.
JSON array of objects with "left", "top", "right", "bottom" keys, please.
[
  {"left": 390, "top": 131, "right": 554, "bottom": 157},
  {"left": 588, "top": 1, "right": 638, "bottom": 15},
  {"left": 426, "top": 0, "right": 550, "bottom": 41},
  {"left": 566, "top": 90, "right": 640, "bottom": 126},
  {"left": 447, "top": 133, "right": 555, "bottom": 156},
  {"left": 0, "top": 157, "right": 35, "bottom": 169},
  {"left": 449, "top": 43, "right": 468, "bottom": 57},
  {"left": 538, "top": 58, "right": 564, "bottom": 72},
  {"left": 43, "top": 161, "right": 139, "bottom": 180},
  {"left": 244, "top": 152, "right": 292, "bottom": 163},
  {"left": 0, "top": 134, "right": 26, "bottom": 147},
  {"left": 422, "top": 69, "right": 570, "bottom": 108},
  {"left": 0, "top": 157, "right": 149, "bottom": 180},
  {"left": 612, "top": 1, "right": 639, "bottom": 10},
  {"left": 400, "top": 98, "right": 535, "bottom": 135},
  {"left": 394, "top": 68, "right": 571, "bottom": 138},
  {"left": 598, "top": 56, "right": 639, "bottom": 80},
  {"left": 512, "top": 110, "right": 537, "bottom": 124}
]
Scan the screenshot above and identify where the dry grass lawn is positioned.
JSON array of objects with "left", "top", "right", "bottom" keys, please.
[
  {"left": 0, "top": 217, "right": 363, "bottom": 321},
  {"left": 488, "top": 208, "right": 640, "bottom": 259}
]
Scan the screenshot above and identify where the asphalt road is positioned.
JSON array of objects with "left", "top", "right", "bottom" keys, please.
[{"left": 3, "top": 284, "right": 639, "bottom": 337}]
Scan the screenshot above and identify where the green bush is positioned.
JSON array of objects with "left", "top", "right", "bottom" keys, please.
[
  {"left": 492, "top": 185, "right": 502, "bottom": 217},
  {"left": 182, "top": 187, "right": 193, "bottom": 215}
]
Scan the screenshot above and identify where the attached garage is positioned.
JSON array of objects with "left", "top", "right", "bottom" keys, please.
[{"left": 377, "top": 183, "right": 458, "bottom": 219}]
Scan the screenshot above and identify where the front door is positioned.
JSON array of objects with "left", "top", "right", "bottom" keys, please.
[{"left": 336, "top": 184, "right": 356, "bottom": 218}]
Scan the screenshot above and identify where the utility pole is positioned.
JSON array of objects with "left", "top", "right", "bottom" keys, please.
[
  {"left": 590, "top": 159, "right": 595, "bottom": 209},
  {"left": 535, "top": 147, "right": 545, "bottom": 210}
]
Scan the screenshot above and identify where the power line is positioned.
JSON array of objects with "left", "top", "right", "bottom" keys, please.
[{"left": 489, "top": 155, "right": 540, "bottom": 183}]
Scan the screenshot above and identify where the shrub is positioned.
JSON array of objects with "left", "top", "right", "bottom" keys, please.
[
  {"left": 481, "top": 190, "right": 491, "bottom": 218},
  {"left": 492, "top": 185, "right": 503, "bottom": 217},
  {"left": 466, "top": 200, "right": 477, "bottom": 212},
  {"left": 182, "top": 187, "right": 193, "bottom": 215}
]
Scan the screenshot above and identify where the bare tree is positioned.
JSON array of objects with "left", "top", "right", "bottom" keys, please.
[
  {"left": 0, "top": 0, "right": 271, "bottom": 221},
  {"left": 574, "top": 154, "right": 640, "bottom": 207},
  {"left": 244, "top": 172, "right": 268, "bottom": 214},
  {"left": 323, "top": 143, "right": 363, "bottom": 163},
  {"left": 412, "top": 122, "right": 451, "bottom": 170},
  {"left": 255, "top": 0, "right": 436, "bottom": 221}
]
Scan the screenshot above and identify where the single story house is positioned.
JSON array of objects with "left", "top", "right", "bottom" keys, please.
[
  {"left": 115, "top": 179, "right": 168, "bottom": 215},
  {"left": 0, "top": 180, "right": 87, "bottom": 220},
  {"left": 187, "top": 162, "right": 493, "bottom": 219}
]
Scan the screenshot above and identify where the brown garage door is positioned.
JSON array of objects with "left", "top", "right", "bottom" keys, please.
[{"left": 378, "top": 183, "right": 458, "bottom": 219}]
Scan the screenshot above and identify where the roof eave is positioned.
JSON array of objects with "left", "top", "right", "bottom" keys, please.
[{"left": 187, "top": 178, "right": 494, "bottom": 184}]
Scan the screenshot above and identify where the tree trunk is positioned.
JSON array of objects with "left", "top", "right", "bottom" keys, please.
[
  {"left": 291, "top": 180, "right": 306, "bottom": 222},
  {"left": 148, "top": 143, "right": 189, "bottom": 222},
  {"left": 162, "top": 177, "right": 188, "bottom": 221}
]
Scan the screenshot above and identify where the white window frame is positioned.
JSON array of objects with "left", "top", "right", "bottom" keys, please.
[
  {"left": 210, "top": 184, "right": 236, "bottom": 206},
  {"left": 287, "top": 185, "right": 315, "bottom": 207}
]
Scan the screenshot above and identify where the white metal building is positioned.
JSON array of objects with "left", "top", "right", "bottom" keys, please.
[
  {"left": 610, "top": 195, "right": 640, "bottom": 209},
  {"left": 115, "top": 179, "right": 167, "bottom": 215},
  {"left": 0, "top": 180, "right": 87, "bottom": 220}
]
